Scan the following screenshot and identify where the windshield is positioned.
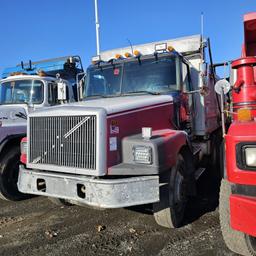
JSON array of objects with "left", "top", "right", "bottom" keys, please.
[
  {"left": 0, "top": 80, "right": 44, "bottom": 105},
  {"left": 84, "top": 56, "right": 180, "bottom": 97}
]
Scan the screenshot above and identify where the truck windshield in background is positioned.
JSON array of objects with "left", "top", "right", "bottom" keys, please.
[
  {"left": 84, "top": 56, "right": 180, "bottom": 97},
  {"left": 0, "top": 80, "right": 44, "bottom": 104}
]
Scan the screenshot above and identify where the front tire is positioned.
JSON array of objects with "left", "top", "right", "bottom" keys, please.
[
  {"left": 153, "top": 154, "right": 187, "bottom": 228},
  {"left": 219, "top": 179, "right": 256, "bottom": 256},
  {"left": 0, "top": 146, "right": 29, "bottom": 201}
]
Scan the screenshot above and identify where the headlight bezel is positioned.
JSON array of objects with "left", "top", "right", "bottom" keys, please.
[{"left": 236, "top": 142, "right": 256, "bottom": 170}]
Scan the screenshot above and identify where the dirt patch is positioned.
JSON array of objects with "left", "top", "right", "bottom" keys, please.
[{"left": 0, "top": 172, "right": 236, "bottom": 256}]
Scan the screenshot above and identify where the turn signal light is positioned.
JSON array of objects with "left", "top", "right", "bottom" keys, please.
[
  {"left": 133, "top": 50, "right": 141, "bottom": 57},
  {"left": 142, "top": 127, "right": 152, "bottom": 140},
  {"left": 168, "top": 46, "right": 175, "bottom": 52},
  {"left": 20, "top": 137, "right": 28, "bottom": 165},
  {"left": 237, "top": 108, "right": 253, "bottom": 122}
]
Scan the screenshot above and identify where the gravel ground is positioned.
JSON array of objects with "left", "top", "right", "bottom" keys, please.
[{"left": 0, "top": 172, "right": 239, "bottom": 256}]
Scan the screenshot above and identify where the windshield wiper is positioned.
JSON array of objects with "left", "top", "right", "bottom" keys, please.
[
  {"left": 85, "top": 94, "right": 109, "bottom": 98},
  {"left": 122, "top": 90, "right": 161, "bottom": 96},
  {"left": 85, "top": 94, "right": 123, "bottom": 98}
]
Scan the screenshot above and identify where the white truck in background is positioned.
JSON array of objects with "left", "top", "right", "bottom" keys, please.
[{"left": 0, "top": 56, "right": 84, "bottom": 200}]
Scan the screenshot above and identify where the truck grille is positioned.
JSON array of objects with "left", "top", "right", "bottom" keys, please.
[{"left": 29, "top": 115, "right": 97, "bottom": 170}]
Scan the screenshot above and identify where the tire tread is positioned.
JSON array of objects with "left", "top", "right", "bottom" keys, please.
[{"left": 219, "top": 179, "right": 254, "bottom": 256}]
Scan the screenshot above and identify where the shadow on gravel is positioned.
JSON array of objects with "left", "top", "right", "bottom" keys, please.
[
  {"left": 183, "top": 169, "right": 220, "bottom": 225},
  {"left": 126, "top": 204, "right": 153, "bottom": 215},
  {"left": 126, "top": 168, "right": 220, "bottom": 226}
]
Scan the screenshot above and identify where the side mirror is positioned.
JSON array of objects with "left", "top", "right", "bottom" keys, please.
[
  {"left": 78, "top": 78, "right": 85, "bottom": 100},
  {"left": 57, "top": 81, "right": 67, "bottom": 101},
  {"left": 76, "top": 72, "right": 86, "bottom": 101},
  {"left": 214, "top": 79, "right": 231, "bottom": 95}
]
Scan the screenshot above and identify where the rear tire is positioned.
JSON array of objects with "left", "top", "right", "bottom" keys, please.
[
  {"left": 0, "top": 146, "right": 29, "bottom": 201},
  {"left": 219, "top": 179, "right": 256, "bottom": 256},
  {"left": 153, "top": 154, "right": 187, "bottom": 228}
]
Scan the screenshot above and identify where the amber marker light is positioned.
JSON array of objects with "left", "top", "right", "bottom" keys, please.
[
  {"left": 237, "top": 108, "right": 253, "bottom": 122},
  {"left": 115, "top": 54, "right": 123, "bottom": 59},
  {"left": 124, "top": 52, "right": 131, "bottom": 58},
  {"left": 37, "top": 70, "right": 47, "bottom": 77},
  {"left": 133, "top": 50, "right": 141, "bottom": 57},
  {"left": 168, "top": 46, "right": 175, "bottom": 52}
]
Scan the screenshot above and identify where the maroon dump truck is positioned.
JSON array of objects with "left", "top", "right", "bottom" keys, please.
[{"left": 18, "top": 35, "right": 222, "bottom": 228}]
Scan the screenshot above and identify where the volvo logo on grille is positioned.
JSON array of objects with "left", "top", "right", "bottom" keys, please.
[
  {"left": 32, "top": 156, "right": 42, "bottom": 164},
  {"left": 63, "top": 116, "right": 91, "bottom": 139}
]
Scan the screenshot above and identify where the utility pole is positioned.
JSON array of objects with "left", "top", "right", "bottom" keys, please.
[{"left": 94, "top": 0, "right": 100, "bottom": 56}]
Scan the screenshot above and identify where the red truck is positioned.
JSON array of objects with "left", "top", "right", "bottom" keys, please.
[
  {"left": 18, "top": 35, "right": 222, "bottom": 228},
  {"left": 219, "top": 12, "right": 256, "bottom": 256}
]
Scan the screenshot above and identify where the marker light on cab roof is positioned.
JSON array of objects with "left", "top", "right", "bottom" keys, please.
[
  {"left": 115, "top": 54, "right": 123, "bottom": 59},
  {"left": 133, "top": 50, "right": 141, "bottom": 57},
  {"left": 124, "top": 52, "right": 131, "bottom": 58},
  {"left": 168, "top": 46, "right": 175, "bottom": 52},
  {"left": 37, "top": 70, "right": 47, "bottom": 77}
]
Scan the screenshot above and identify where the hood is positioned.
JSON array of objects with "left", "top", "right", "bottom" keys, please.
[
  {"left": 30, "top": 95, "right": 173, "bottom": 117},
  {"left": 0, "top": 105, "right": 28, "bottom": 127}
]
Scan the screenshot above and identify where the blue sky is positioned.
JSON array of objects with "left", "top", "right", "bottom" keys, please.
[{"left": 0, "top": 0, "right": 255, "bottom": 74}]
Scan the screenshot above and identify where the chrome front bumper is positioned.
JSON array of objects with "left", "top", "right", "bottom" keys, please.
[{"left": 18, "top": 166, "right": 159, "bottom": 208}]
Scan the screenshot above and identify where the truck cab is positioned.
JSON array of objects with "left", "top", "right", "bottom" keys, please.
[
  {"left": 18, "top": 35, "right": 221, "bottom": 228},
  {"left": 0, "top": 56, "right": 83, "bottom": 201}
]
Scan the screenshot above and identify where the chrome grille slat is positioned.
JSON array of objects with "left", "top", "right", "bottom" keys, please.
[{"left": 29, "top": 115, "right": 97, "bottom": 170}]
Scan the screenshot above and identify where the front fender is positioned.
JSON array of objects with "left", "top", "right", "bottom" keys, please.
[
  {"left": 108, "top": 129, "right": 188, "bottom": 175},
  {"left": 0, "top": 134, "right": 25, "bottom": 151},
  {"left": 226, "top": 121, "right": 256, "bottom": 185}
]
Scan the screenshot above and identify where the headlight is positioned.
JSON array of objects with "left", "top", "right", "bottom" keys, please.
[
  {"left": 133, "top": 146, "right": 152, "bottom": 164},
  {"left": 245, "top": 147, "right": 256, "bottom": 167}
]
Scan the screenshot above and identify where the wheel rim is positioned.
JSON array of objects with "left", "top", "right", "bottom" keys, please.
[{"left": 175, "top": 172, "right": 186, "bottom": 203}]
